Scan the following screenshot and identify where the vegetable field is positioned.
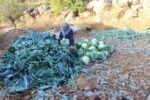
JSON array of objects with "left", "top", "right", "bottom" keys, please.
[
  {"left": 0, "top": 29, "right": 114, "bottom": 92},
  {"left": 0, "top": 28, "right": 150, "bottom": 99}
]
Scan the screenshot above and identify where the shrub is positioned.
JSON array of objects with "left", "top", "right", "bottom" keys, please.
[
  {"left": 1, "top": 0, "right": 26, "bottom": 22},
  {"left": 64, "top": 0, "right": 86, "bottom": 13},
  {"left": 0, "top": 0, "right": 4, "bottom": 5},
  {"left": 50, "top": 0, "right": 86, "bottom": 16},
  {"left": 0, "top": 13, "right": 6, "bottom": 23},
  {"left": 50, "top": 0, "right": 63, "bottom": 16}
]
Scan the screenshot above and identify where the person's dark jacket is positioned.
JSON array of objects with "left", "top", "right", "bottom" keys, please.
[{"left": 58, "top": 29, "right": 74, "bottom": 46}]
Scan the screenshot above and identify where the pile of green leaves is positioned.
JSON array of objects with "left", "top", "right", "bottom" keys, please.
[
  {"left": 91, "top": 28, "right": 150, "bottom": 41},
  {"left": 0, "top": 30, "right": 82, "bottom": 93}
]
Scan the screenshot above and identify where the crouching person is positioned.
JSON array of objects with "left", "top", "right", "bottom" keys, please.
[{"left": 58, "top": 23, "right": 74, "bottom": 46}]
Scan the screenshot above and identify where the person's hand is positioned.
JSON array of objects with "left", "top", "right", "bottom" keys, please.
[{"left": 69, "top": 46, "right": 77, "bottom": 52}]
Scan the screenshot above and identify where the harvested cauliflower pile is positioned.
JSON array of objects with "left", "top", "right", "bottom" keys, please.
[{"left": 0, "top": 29, "right": 114, "bottom": 93}]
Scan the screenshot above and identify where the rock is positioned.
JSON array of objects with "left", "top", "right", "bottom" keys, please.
[
  {"left": 77, "top": 76, "right": 89, "bottom": 90},
  {"left": 0, "top": 89, "right": 8, "bottom": 100},
  {"left": 87, "top": 0, "right": 113, "bottom": 23},
  {"left": 77, "top": 75, "right": 99, "bottom": 90},
  {"left": 86, "top": 0, "right": 105, "bottom": 14},
  {"left": 60, "top": 11, "right": 70, "bottom": 19},
  {"left": 132, "top": 0, "right": 141, "bottom": 5},
  {"left": 23, "top": 95, "right": 31, "bottom": 100},
  {"left": 84, "top": 91, "right": 93, "bottom": 97},
  {"left": 132, "top": 4, "right": 143, "bottom": 9},
  {"left": 147, "top": 94, "right": 150, "bottom": 100},
  {"left": 73, "top": 95, "right": 77, "bottom": 100},
  {"left": 87, "top": 0, "right": 112, "bottom": 10},
  {"left": 23, "top": 14, "right": 35, "bottom": 26},
  {"left": 24, "top": 7, "right": 36, "bottom": 15},
  {"left": 112, "top": 0, "right": 118, "bottom": 5},
  {"left": 24, "top": 7, "right": 39, "bottom": 17},
  {"left": 3, "top": 27, "right": 16, "bottom": 33},
  {"left": 117, "top": 0, "right": 130, "bottom": 7},
  {"left": 93, "top": 0, "right": 105, "bottom": 14},
  {"left": 86, "top": 0, "right": 97, "bottom": 10},
  {"left": 65, "top": 12, "right": 75, "bottom": 22},
  {"left": 142, "top": 0, "right": 150, "bottom": 9},
  {"left": 131, "top": 9, "right": 139, "bottom": 17},
  {"left": 30, "top": 9, "right": 39, "bottom": 17},
  {"left": 0, "top": 91, "right": 6, "bottom": 100},
  {"left": 37, "top": 5, "right": 50, "bottom": 14},
  {"left": 77, "top": 93, "right": 86, "bottom": 100},
  {"left": 35, "top": 11, "right": 52, "bottom": 26},
  {"left": 70, "top": 25, "right": 82, "bottom": 32},
  {"left": 139, "top": 7, "right": 150, "bottom": 17},
  {"left": 87, "top": 95, "right": 101, "bottom": 100},
  {"left": 79, "top": 11, "right": 91, "bottom": 18},
  {"left": 124, "top": 9, "right": 138, "bottom": 18}
]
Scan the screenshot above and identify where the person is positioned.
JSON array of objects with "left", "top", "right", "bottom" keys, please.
[{"left": 58, "top": 23, "right": 74, "bottom": 46}]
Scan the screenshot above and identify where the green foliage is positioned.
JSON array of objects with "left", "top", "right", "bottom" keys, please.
[
  {"left": 0, "top": 0, "right": 4, "bottom": 5},
  {"left": 50, "top": 0, "right": 63, "bottom": 16},
  {"left": 26, "top": 0, "right": 50, "bottom": 7},
  {"left": 91, "top": 29, "right": 149, "bottom": 41},
  {"left": 64, "top": 0, "right": 86, "bottom": 13},
  {"left": 0, "top": 29, "right": 115, "bottom": 93},
  {"left": 0, "top": 13, "right": 6, "bottom": 23},
  {"left": 0, "top": 30, "right": 82, "bottom": 93},
  {"left": 49, "top": 0, "right": 86, "bottom": 15},
  {"left": 77, "top": 38, "right": 115, "bottom": 63},
  {"left": 1, "top": 0, "right": 26, "bottom": 21}
]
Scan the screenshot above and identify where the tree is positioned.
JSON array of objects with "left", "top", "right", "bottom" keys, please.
[
  {"left": 50, "top": 0, "right": 86, "bottom": 16},
  {"left": 1, "top": 0, "right": 26, "bottom": 23},
  {"left": 64, "top": 0, "right": 86, "bottom": 13},
  {"left": 50, "top": 0, "right": 63, "bottom": 16}
]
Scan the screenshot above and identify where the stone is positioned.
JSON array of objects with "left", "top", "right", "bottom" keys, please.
[
  {"left": 86, "top": 0, "right": 105, "bottom": 14},
  {"left": 70, "top": 25, "right": 82, "bottom": 32},
  {"left": 23, "top": 95, "right": 31, "bottom": 100},
  {"left": 139, "top": 8, "right": 150, "bottom": 17},
  {"left": 0, "top": 91, "right": 6, "bottom": 100},
  {"left": 142, "top": 0, "right": 150, "bottom": 9},
  {"left": 65, "top": 12, "right": 75, "bottom": 22},
  {"left": 77, "top": 76, "right": 89, "bottom": 90},
  {"left": 60, "top": 11, "right": 70, "bottom": 19},
  {"left": 117, "top": 0, "right": 130, "bottom": 7},
  {"left": 93, "top": 0, "right": 105, "bottom": 14},
  {"left": 30, "top": 9, "right": 39, "bottom": 17},
  {"left": 86, "top": 0, "right": 97, "bottom": 10},
  {"left": 131, "top": 9, "right": 139, "bottom": 17},
  {"left": 88, "top": 95, "right": 101, "bottom": 100},
  {"left": 84, "top": 91, "right": 93, "bottom": 97},
  {"left": 131, "top": 4, "right": 143, "bottom": 10},
  {"left": 24, "top": 7, "right": 39, "bottom": 17},
  {"left": 124, "top": 9, "right": 138, "bottom": 18},
  {"left": 147, "top": 94, "right": 150, "bottom": 100},
  {"left": 77, "top": 93, "right": 86, "bottom": 100},
  {"left": 35, "top": 11, "right": 52, "bottom": 26},
  {"left": 24, "top": 7, "right": 36, "bottom": 15},
  {"left": 132, "top": 0, "right": 141, "bottom": 5},
  {"left": 79, "top": 11, "right": 91, "bottom": 18},
  {"left": 112, "top": 0, "right": 118, "bottom": 5},
  {"left": 37, "top": 5, "right": 50, "bottom": 14},
  {"left": 23, "top": 14, "right": 35, "bottom": 26}
]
